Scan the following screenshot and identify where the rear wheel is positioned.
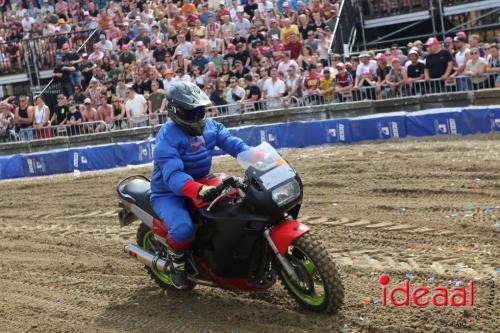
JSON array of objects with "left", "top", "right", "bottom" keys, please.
[
  {"left": 279, "top": 232, "right": 344, "bottom": 313},
  {"left": 136, "top": 223, "right": 195, "bottom": 291}
]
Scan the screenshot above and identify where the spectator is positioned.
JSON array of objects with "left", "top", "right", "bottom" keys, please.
[
  {"left": 242, "top": 73, "right": 262, "bottom": 111},
  {"left": 192, "top": 47, "right": 209, "bottom": 72},
  {"left": 61, "top": 43, "right": 82, "bottom": 88},
  {"left": 334, "top": 62, "right": 354, "bottom": 102},
  {"left": 469, "top": 34, "right": 484, "bottom": 57},
  {"left": 374, "top": 53, "right": 390, "bottom": 98},
  {"left": 0, "top": 102, "right": 15, "bottom": 142},
  {"left": 125, "top": 88, "right": 148, "bottom": 127},
  {"left": 406, "top": 49, "right": 426, "bottom": 95},
  {"left": 424, "top": 37, "right": 453, "bottom": 93},
  {"left": 110, "top": 96, "right": 126, "bottom": 130},
  {"left": 148, "top": 80, "right": 167, "bottom": 124},
  {"left": 119, "top": 44, "right": 136, "bottom": 65},
  {"left": 262, "top": 68, "right": 285, "bottom": 109},
  {"left": 51, "top": 93, "right": 69, "bottom": 126},
  {"left": 452, "top": 35, "right": 471, "bottom": 91},
  {"left": 59, "top": 104, "right": 83, "bottom": 136},
  {"left": 303, "top": 64, "right": 321, "bottom": 96},
  {"left": 81, "top": 98, "right": 99, "bottom": 127},
  {"left": 297, "top": 45, "right": 315, "bottom": 71},
  {"left": 277, "top": 51, "right": 298, "bottom": 75},
  {"left": 355, "top": 67, "right": 377, "bottom": 100},
  {"left": 73, "top": 85, "right": 86, "bottom": 104},
  {"left": 318, "top": 68, "right": 335, "bottom": 103},
  {"left": 97, "top": 95, "right": 113, "bottom": 132},
  {"left": 33, "top": 96, "right": 52, "bottom": 139},
  {"left": 284, "top": 65, "right": 302, "bottom": 101},
  {"left": 14, "top": 95, "right": 34, "bottom": 141},
  {"left": 53, "top": 54, "right": 75, "bottom": 98},
  {"left": 464, "top": 47, "right": 488, "bottom": 90},
  {"left": 486, "top": 44, "right": 500, "bottom": 88},
  {"left": 225, "top": 76, "right": 246, "bottom": 113},
  {"left": 385, "top": 58, "right": 407, "bottom": 98},
  {"left": 209, "top": 78, "right": 228, "bottom": 116}
]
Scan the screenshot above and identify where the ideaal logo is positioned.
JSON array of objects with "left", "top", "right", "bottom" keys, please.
[{"left": 379, "top": 275, "right": 474, "bottom": 306}]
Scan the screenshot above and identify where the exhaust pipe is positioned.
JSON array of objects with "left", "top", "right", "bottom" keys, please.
[{"left": 124, "top": 244, "right": 170, "bottom": 273}]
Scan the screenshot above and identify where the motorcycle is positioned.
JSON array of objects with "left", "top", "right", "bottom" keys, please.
[{"left": 116, "top": 142, "right": 344, "bottom": 313}]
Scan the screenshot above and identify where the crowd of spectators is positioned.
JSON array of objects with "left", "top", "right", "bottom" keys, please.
[
  {"left": 333, "top": 33, "right": 500, "bottom": 102},
  {"left": 0, "top": 0, "right": 341, "bottom": 141},
  {"left": 0, "top": 0, "right": 499, "bottom": 143}
]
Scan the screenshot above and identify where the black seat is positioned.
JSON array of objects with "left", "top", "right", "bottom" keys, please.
[{"left": 120, "top": 178, "right": 161, "bottom": 220}]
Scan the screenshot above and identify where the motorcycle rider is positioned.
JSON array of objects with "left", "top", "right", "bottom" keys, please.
[{"left": 151, "top": 81, "right": 250, "bottom": 289}]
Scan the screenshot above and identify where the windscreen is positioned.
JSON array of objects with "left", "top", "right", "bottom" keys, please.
[{"left": 237, "top": 142, "right": 296, "bottom": 189}]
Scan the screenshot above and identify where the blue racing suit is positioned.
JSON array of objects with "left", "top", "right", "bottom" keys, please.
[{"left": 150, "top": 118, "right": 249, "bottom": 248}]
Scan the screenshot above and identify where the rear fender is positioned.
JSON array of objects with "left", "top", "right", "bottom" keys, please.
[{"left": 269, "top": 219, "right": 309, "bottom": 255}]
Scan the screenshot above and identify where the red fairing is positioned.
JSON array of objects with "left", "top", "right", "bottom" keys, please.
[
  {"left": 152, "top": 218, "right": 168, "bottom": 238},
  {"left": 270, "top": 219, "right": 310, "bottom": 255},
  {"left": 191, "top": 173, "right": 239, "bottom": 208}
]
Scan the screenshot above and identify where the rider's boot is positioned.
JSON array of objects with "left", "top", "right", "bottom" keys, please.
[{"left": 167, "top": 248, "right": 189, "bottom": 289}]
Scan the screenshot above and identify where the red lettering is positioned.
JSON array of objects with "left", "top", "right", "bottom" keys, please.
[
  {"left": 389, "top": 280, "right": 409, "bottom": 306},
  {"left": 382, "top": 287, "right": 387, "bottom": 305},
  {"left": 432, "top": 287, "right": 448, "bottom": 306},
  {"left": 450, "top": 287, "right": 466, "bottom": 306},
  {"left": 411, "top": 287, "right": 429, "bottom": 306}
]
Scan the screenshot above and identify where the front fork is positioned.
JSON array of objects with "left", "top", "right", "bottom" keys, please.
[{"left": 264, "top": 229, "right": 302, "bottom": 285}]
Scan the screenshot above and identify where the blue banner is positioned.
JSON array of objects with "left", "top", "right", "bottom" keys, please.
[{"left": 1, "top": 106, "right": 498, "bottom": 180}]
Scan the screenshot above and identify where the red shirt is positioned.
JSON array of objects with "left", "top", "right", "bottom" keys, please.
[{"left": 285, "top": 41, "right": 303, "bottom": 59}]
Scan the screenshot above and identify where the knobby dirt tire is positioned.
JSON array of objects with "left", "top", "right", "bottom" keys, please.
[
  {"left": 280, "top": 231, "right": 344, "bottom": 314},
  {"left": 136, "top": 223, "right": 195, "bottom": 291}
]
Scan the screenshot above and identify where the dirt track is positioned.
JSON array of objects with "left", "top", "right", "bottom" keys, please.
[{"left": 1, "top": 134, "right": 499, "bottom": 333}]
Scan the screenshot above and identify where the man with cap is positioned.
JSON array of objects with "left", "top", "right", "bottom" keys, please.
[
  {"left": 424, "top": 37, "right": 453, "bottom": 93},
  {"left": 318, "top": 68, "right": 335, "bottom": 103},
  {"left": 406, "top": 49, "right": 425, "bottom": 95},
  {"left": 354, "top": 51, "right": 377, "bottom": 90},
  {"left": 334, "top": 62, "right": 354, "bottom": 102},
  {"left": 80, "top": 53, "right": 96, "bottom": 89},
  {"left": 83, "top": 11, "right": 98, "bottom": 30},
  {"left": 162, "top": 69, "right": 175, "bottom": 93},
  {"left": 192, "top": 48, "right": 209, "bottom": 72},
  {"left": 223, "top": 43, "right": 238, "bottom": 67},
  {"left": 62, "top": 43, "right": 82, "bottom": 87},
  {"left": 58, "top": 18, "right": 71, "bottom": 34},
  {"left": 152, "top": 40, "right": 168, "bottom": 67},
  {"left": 235, "top": 42, "right": 251, "bottom": 67},
  {"left": 452, "top": 35, "right": 471, "bottom": 91},
  {"left": 21, "top": 12, "right": 35, "bottom": 32},
  {"left": 174, "top": 67, "right": 192, "bottom": 83},
  {"left": 53, "top": 53, "right": 76, "bottom": 97}
]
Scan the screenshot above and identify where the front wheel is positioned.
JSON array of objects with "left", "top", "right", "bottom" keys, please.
[{"left": 279, "top": 232, "right": 344, "bottom": 313}]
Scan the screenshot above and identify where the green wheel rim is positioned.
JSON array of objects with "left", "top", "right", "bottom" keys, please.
[
  {"left": 143, "top": 231, "right": 173, "bottom": 285},
  {"left": 282, "top": 247, "right": 326, "bottom": 306}
]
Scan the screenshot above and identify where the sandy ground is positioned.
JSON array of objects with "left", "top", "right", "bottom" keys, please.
[{"left": 0, "top": 134, "right": 499, "bottom": 333}]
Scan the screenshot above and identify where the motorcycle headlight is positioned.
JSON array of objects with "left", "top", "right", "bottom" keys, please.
[{"left": 271, "top": 179, "right": 300, "bottom": 207}]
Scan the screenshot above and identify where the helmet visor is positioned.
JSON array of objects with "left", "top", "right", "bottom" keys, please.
[{"left": 182, "top": 105, "right": 206, "bottom": 122}]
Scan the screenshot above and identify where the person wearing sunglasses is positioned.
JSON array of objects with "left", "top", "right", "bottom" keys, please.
[
  {"left": 464, "top": 47, "right": 488, "bottom": 90},
  {"left": 150, "top": 81, "right": 251, "bottom": 290}
]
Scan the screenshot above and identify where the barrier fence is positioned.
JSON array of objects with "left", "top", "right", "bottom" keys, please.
[{"left": 0, "top": 106, "right": 498, "bottom": 180}]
